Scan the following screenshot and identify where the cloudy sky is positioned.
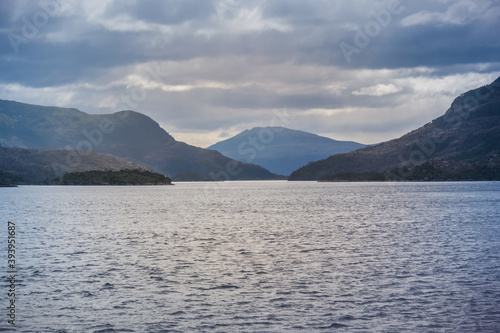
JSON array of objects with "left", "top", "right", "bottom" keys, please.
[{"left": 1, "top": 0, "right": 499, "bottom": 147}]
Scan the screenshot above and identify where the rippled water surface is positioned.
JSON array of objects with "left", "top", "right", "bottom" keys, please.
[{"left": 1, "top": 181, "right": 500, "bottom": 332}]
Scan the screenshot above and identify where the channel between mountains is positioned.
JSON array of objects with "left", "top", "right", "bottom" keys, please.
[{"left": 1, "top": 76, "right": 499, "bottom": 183}]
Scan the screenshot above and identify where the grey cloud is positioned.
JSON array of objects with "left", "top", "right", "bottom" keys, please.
[
  {"left": 2, "top": 0, "right": 499, "bottom": 86},
  {"left": 103, "top": 0, "right": 215, "bottom": 25},
  {"left": 0, "top": 0, "right": 499, "bottom": 147}
]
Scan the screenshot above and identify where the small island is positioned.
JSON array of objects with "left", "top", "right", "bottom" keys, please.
[{"left": 51, "top": 169, "right": 173, "bottom": 185}]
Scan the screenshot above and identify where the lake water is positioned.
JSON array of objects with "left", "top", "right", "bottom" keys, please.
[{"left": 1, "top": 181, "right": 500, "bottom": 332}]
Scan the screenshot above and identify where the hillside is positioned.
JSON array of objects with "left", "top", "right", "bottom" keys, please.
[
  {"left": 289, "top": 76, "right": 500, "bottom": 181},
  {"left": 0, "top": 146, "right": 144, "bottom": 183},
  {"left": 0, "top": 100, "right": 280, "bottom": 180},
  {"left": 208, "top": 127, "right": 365, "bottom": 175}
]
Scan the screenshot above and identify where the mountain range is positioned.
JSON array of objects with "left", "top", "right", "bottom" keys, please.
[
  {"left": 1, "top": 76, "right": 499, "bottom": 183},
  {"left": 0, "top": 100, "right": 280, "bottom": 181},
  {"left": 208, "top": 127, "right": 365, "bottom": 176},
  {"left": 289, "top": 76, "right": 500, "bottom": 181}
]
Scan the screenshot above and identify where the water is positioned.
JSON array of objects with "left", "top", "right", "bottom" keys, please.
[{"left": 1, "top": 181, "right": 500, "bottom": 332}]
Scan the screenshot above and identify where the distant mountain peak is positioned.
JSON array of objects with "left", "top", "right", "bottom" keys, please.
[{"left": 208, "top": 126, "right": 365, "bottom": 176}]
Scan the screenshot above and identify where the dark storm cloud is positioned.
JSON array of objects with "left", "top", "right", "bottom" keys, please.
[
  {"left": 2, "top": 0, "right": 499, "bottom": 86},
  {"left": 0, "top": 0, "right": 499, "bottom": 146},
  {"left": 345, "top": 17, "right": 500, "bottom": 69}
]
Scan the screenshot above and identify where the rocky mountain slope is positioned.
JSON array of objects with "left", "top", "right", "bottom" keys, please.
[{"left": 289, "top": 76, "right": 500, "bottom": 181}]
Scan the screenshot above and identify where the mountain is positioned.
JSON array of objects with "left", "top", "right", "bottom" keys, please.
[
  {"left": 0, "top": 146, "right": 144, "bottom": 183},
  {"left": 208, "top": 127, "right": 365, "bottom": 175},
  {"left": 0, "top": 100, "right": 281, "bottom": 180},
  {"left": 289, "top": 76, "right": 500, "bottom": 181}
]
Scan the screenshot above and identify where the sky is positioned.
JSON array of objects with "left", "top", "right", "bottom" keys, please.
[{"left": 1, "top": 0, "right": 499, "bottom": 147}]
